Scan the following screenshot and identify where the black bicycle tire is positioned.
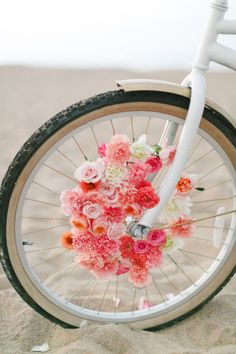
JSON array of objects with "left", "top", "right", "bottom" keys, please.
[{"left": 0, "top": 89, "right": 235, "bottom": 330}]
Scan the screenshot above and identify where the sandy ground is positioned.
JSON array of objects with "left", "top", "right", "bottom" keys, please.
[{"left": 0, "top": 66, "right": 235, "bottom": 353}]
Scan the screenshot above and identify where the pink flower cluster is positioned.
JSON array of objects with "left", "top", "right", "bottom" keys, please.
[{"left": 59, "top": 134, "right": 196, "bottom": 287}]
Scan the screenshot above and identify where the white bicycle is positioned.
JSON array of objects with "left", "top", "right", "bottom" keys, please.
[{"left": 0, "top": 0, "right": 235, "bottom": 330}]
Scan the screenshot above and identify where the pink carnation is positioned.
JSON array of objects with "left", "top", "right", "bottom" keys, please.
[
  {"left": 145, "top": 156, "right": 162, "bottom": 173},
  {"left": 106, "top": 141, "right": 131, "bottom": 165},
  {"left": 128, "top": 162, "right": 149, "bottom": 184},
  {"left": 135, "top": 186, "right": 160, "bottom": 209},
  {"left": 60, "top": 189, "right": 85, "bottom": 216},
  {"left": 104, "top": 206, "right": 125, "bottom": 223},
  {"left": 92, "top": 260, "right": 119, "bottom": 279},
  {"left": 147, "top": 229, "right": 167, "bottom": 246},
  {"left": 128, "top": 265, "right": 152, "bottom": 288},
  {"left": 146, "top": 246, "right": 163, "bottom": 267}
]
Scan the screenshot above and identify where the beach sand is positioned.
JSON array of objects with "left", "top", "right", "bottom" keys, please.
[{"left": 0, "top": 67, "right": 235, "bottom": 353}]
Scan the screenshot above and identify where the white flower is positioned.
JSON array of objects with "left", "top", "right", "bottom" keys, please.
[
  {"left": 131, "top": 134, "right": 154, "bottom": 160},
  {"left": 162, "top": 235, "right": 184, "bottom": 254},
  {"left": 105, "top": 165, "right": 125, "bottom": 184},
  {"left": 159, "top": 195, "right": 193, "bottom": 223}
]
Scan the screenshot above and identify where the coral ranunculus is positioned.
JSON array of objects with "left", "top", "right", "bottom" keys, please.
[{"left": 70, "top": 214, "right": 88, "bottom": 232}]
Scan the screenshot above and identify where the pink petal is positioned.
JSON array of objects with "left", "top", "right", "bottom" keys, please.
[
  {"left": 116, "top": 264, "right": 129, "bottom": 275},
  {"left": 138, "top": 296, "right": 154, "bottom": 310}
]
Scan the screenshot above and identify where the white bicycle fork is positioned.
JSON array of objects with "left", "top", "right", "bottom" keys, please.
[{"left": 137, "top": 0, "right": 234, "bottom": 230}]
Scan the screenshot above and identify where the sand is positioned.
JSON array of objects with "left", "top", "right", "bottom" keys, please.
[{"left": 0, "top": 66, "right": 235, "bottom": 353}]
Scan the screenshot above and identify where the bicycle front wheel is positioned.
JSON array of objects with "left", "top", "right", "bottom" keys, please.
[{"left": 0, "top": 90, "right": 235, "bottom": 330}]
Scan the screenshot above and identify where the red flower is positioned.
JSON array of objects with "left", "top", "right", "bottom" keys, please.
[
  {"left": 104, "top": 206, "right": 125, "bottom": 223},
  {"left": 135, "top": 186, "right": 160, "bottom": 209},
  {"left": 135, "top": 180, "right": 152, "bottom": 189},
  {"left": 119, "top": 235, "right": 134, "bottom": 258},
  {"left": 79, "top": 181, "right": 100, "bottom": 193},
  {"left": 145, "top": 156, "right": 162, "bottom": 173}
]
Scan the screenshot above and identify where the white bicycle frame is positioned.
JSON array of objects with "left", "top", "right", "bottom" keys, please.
[{"left": 122, "top": 0, "right": 236, "bottom": 230}]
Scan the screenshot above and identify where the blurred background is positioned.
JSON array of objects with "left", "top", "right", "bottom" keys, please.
[
  {"left": 1, "top": 0, "right": 236, "bottom": 70},
  {"left": 0, "top": 0, "right": 236, "bottom": 178}
]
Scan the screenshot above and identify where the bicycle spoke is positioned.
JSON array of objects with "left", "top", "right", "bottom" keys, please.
[
  {"left": 130, "top": 116, "right": 135, "bottom": 142},
  {"left": 97, "top": 280, "right": 111, "bottom": 313},
  {"left": 178, "top": 249, "right": 208, "bottom": 273},
  {"left": 32, "top": 250, "right": 69, "bottom": 268},
  {"left": 43, "top": 163, "right": 77, "bottom": 182},
  {"left": 167, "top": 253, "right": 197, "bottom": 287},
  {"left": 32, "top": 181, "right": 59, "bottom": 196},
  {"left": 185, "top": 148, "right": 214, "bottom": 169},
  {"left": 73, "top": 136, "right": 88, "bottom": 160},
  {"left": 21, "top": 223, "right": 68, "bottom": 236},
  {"left": 57, "top": 148, "right": 78, "bottom": 168},
  {"left": 25, "top": 198, "right": 60, "bottom": 208}
]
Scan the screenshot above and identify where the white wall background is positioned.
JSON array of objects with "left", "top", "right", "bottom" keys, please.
[{"left": 1, "top": 0, "right": 236, "bottom": 70}]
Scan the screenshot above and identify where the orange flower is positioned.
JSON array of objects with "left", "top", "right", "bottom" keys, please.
[
  {"left": 176, "top": 177, "right": 192, "bottom": 194},
  {"left": 70, "top": 214, "right": 88, "bottom": 231},
  {"left": 61, "top": 231, "right": 74, "bottom": 250}
]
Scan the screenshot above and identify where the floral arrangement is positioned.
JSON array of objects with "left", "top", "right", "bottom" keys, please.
[{"left": 60, "top": 134, "right": 197, "bottom": 287}]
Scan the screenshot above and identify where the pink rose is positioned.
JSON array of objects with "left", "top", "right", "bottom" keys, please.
[
  {"left": 145, "top": 156, "right": 162, "bottom": 173},
  {"left": 133, "top": 240, "right": 150, "bottom": 254},
  {"left": 74, "top": 160, "right": 104, "bottom": 183},
  {"left": 82, "top": 202, "right": 102, "bottom": 219},
  {"left": 147, "top": 229, "right": 166, "bottom": 246},
  {"left": 97, "top": 143, "right": 107, "bottom": 157}
]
